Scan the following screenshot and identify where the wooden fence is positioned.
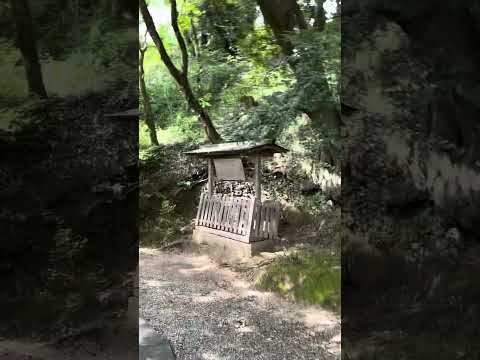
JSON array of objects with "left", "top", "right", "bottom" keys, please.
[{"left": 195, "top": 194, "right": 281, "bottom": 242}]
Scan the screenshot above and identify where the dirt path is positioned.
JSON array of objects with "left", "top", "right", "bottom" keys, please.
[{"left": 140, "top": 248, "right": 341, "bottom": 360}]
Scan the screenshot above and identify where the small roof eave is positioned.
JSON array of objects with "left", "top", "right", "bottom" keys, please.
[{"left": 185, "top": 140, "right": 288, "bottom": 158}]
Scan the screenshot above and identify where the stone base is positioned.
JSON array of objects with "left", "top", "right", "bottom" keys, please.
[{"left": 192, "top": 228, "right": 273, "bottom": 258}]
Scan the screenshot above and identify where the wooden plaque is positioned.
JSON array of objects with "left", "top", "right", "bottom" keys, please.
[{"left": 213, "top": 158, "right": 245, "bottom": 181}]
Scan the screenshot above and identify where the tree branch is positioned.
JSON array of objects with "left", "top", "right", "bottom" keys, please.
[
  {"left": 140, "top": 29, "right": 148, "bottom": 51},
  {"left": 313, "top": 0, "right": 326, "bottom": 31},
  {"left": 170, "top": 0, "right": 189, "bottom": 76},
  {"left": 139, "top": 0, "right": 182, "bottom": 83},
  {"left": 139, "top": 0, "right": 222, "bottom": 144}
]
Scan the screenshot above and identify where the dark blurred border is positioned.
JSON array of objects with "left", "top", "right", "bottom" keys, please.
[
  {"left": 0, "top": 1, "right": 138, "bottom": 357},
  {"left": 342, "top": 1, "right": 480, "bottom": 359}
]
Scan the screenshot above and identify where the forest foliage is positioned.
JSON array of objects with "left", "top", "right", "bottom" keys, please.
[{"left": 139, "top": 0, "right": 340, "bottom": 160}]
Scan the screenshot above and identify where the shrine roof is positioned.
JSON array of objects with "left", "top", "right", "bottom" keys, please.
[{"left": 185, "top": 140, "right": 288, "bottom": 158}]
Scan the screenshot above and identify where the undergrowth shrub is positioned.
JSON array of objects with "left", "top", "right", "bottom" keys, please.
[
  {"left": 139, "top": 143, "right": 204, "bottom": 247},
  {"left": 258, "top": 247, "right": 340, "bottom": 312}
]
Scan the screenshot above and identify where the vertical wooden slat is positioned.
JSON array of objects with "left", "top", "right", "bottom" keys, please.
[
  {"left": 263, "top": 202, "right": 268, "bottom": 238},
  {"left": 219, "top": 195, "right": 227, "bottom": 230},
  {"left": 269, "top": 202, "right": 275, "bottom": 238},
  {"left": 240, "top": 198, "right": 246, "bottom": 235},
  {"left": 262, "top": 204, "right": 268, "bottom": 238},
  {"left": 215, "top": 195, "right": 221, "bottom": 228},
  {"left": 229, "top": 198, "right": 235, "bottom": 233},
  {"left": 217, "top": 195, "right": 224, "bottom": 229},
  {"left": 216, "top": 194, "right": 225, "bottom": 229},
  {"left": 272, "top": 203, "right": 278, "bottom": 238},
  {"left": 255, "top": 201, "right": 261, "bottom": 238},
  {"left": 225, "top": 195, "right": 231, "bottom": 230},
  {"left": 196, "top": 193, "right": 204, "bottom": 225},
  {"left": 227, "top": 197, "right": 233, "bottom": 232},
  {"left": 258, "top": 205, "right": 263, "bottom": 238},
  {"left": 245, "top": 197, "right": 256, "bottom": 242},
  {"left": 239, "top": 198, "right": 246, "bottom": 234},
  {"left": 199, "top": 194, "right": 206, "bottom": 226},
  {"left": 243, "top": 198, "right": 250, "bottom": 235},
  {"left": 210, "top": 196, "right": 217, "bottom": 228},
  {"left": 230, "top": 196, "right": 236, "bottom": 232},
  {"left": 202, "top": 196, "right": 208, "bottom": 227},
  {"left": 206, "top": 195, "right": 215, "bottom": 227},
  {"left": 232, "top": 198, "right": 238, "bottom": 234},
  {"left": 236, "top": 198, "right": 243, "bottom": 234},
  {"left": 211, "top": 196, "right": 218, "bottom": 227},
  {"left": 235, "top": 198, "right": 242, "bottom": 234},
  {"left": 208, "top": 159, "right": 214, "bottom": 197},
  {"left": 254, "top": 155, "right": 262, "bottom": 202},
  {"left": 264, "top": 203, "right": 269, "bottom": 238},
  {"left": 274, "top": 202, "right": 281, "bottom": 238},
  {"left": 203, "top": 195, "right": 211, "bottom": 225}
]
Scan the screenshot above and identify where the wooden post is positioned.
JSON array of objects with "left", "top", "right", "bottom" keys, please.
[
  {"left": 245, "top": 197, "right": 257, "bottom": 243},
  {"left": 254, "top": 155, "right": 261, "bottom": 202},
  {"left": 208, "top": 158, "right": 214, "bottom": 197}
]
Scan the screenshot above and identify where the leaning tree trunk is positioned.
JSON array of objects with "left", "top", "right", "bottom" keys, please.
[
  {"left": 140, "top": 0, "right": 222, "bottom": 144},
  {"left": 139, "top": 46, "right": 159, "bottom": 147},
  {"left": 10, "top": 0, "right": 47, "bottom": 98}
]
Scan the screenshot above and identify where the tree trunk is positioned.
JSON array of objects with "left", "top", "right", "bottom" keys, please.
[
  {"left": 190, "top": 18, "right": 201, "bottom": 57},
  {"left": 178, "top": 76, "right": 223, "bottom": 144},
  {"left": 185, "top": 32, "right": 198, "bottom": 58},
  {"left": 139, "top": 46, "right": 159, "bottom": 147},
  {"left": 313, "top": 0, "right": 326, "bottom": 30},
  {"left": 10, "top": 0, "right": 47, "bottom": 98},
  {"left": 257, "top": 0, "right": 299, "bottom": 55},
  {"left": 72, "top": 0, "right": 80, "bottom": 45},
  {"left": 139, "top": 0, "right": 222, "bottom": 144}
]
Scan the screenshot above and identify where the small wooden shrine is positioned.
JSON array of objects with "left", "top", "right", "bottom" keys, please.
[{"left": 185, "top": 140, "right": 288, "bottom": 257}]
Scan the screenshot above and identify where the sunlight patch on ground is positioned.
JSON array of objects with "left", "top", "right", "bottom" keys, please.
[
  {"left": 229, "top": 279, "right": 250, "bottom": 290},
  {"left": 235, "top": 326, "right": 255, "bottom": 333},
  {"left": 139, "top": 248, "right": 163, "bottom": 256},
  {"left": 143, "top": 279, "right": 170, "bottom": 288},
  {"left": 298, "top": 306, "right": 339, "bottom": 331},
  {"left": 200, "top": 352, "right": 226, "bottom": 360},
  {"left": 326, "top": 333, "right": 341, "bottom": 356},
  {"left": 178, "top": 264, "right": 215, "bottom": 276}
]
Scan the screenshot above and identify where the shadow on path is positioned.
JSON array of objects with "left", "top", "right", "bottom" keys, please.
[{"left": 140, "top": 318, "right": 176, "bottom": 360}]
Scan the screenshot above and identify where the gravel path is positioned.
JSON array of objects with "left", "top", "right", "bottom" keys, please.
[{"left": 140, "top": 248, "right": 340, "bottom": 360}]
